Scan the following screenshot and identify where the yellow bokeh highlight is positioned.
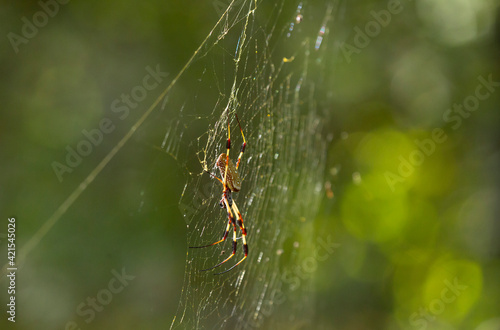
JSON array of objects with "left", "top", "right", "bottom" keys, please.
[
  {"left": 392, "top": 256, "right": 483, "bottom": 328},
  {"left": 341, "top": 128, "right": 417, "bottom": 244},
  {"left": 355, "top": 129, "right": 414, "bottom": 177},
  {"left": 341, "top": 171, "right": 409, "bottom": 243},
  {"left": 423, "top": 258, "right": 483, "bottom": 322}
]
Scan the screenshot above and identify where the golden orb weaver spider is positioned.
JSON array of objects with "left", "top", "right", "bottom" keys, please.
[{"left": 189, "top": 113, "right": 248, "bottom": 275}]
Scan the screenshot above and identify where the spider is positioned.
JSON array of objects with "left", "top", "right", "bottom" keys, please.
[{"left": 189, "top": 113, "right": 248, "bottom": 275}]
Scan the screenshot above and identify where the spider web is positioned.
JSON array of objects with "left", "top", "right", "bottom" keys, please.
[
  {"left": 0, "top": 0, "right": 343, "bottom": 328},
  {"left": 149, "top": 0, "right": 344, "bottom": 328}
]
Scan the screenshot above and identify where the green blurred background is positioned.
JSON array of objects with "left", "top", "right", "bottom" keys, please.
[{"left": 1, "top": 0, "right": 499, "bottom": 329}]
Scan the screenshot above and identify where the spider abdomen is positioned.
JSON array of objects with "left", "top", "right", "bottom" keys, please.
[{"left": 217, "top": 153, "right": 241, "bottom": 192}]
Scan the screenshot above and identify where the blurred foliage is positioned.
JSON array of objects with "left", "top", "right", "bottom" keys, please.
[
  {"left": 316, "top": 0, "right": 500, "bottom": 329},
  {"left": 0, "top": 0, "right": 499, "bottom": 329}
]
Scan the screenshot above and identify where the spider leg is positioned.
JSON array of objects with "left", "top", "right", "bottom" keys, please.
[
  {"left": 189, "top": 190, "right": 232, "bottom": 249},
  {"left": 189, "top": 219, "right": 230, "bottom": 249},
  {"left": 203, "top": 170, "right": 227, "bottom": 208},
  {"left": 201, "top": 202, "right": 238, "bottom": 272},
  {"left": 235, "top": 114, "right": 247, "bottom": 170},
  {"left": 214, "top": 201, "right": 248, "bottom": 275},
  {"left": 231, "top": 201, "right": 248, "bottom": 244},
  {"left": 204, "top": 170, "right": 224, "bottom": 185}
]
